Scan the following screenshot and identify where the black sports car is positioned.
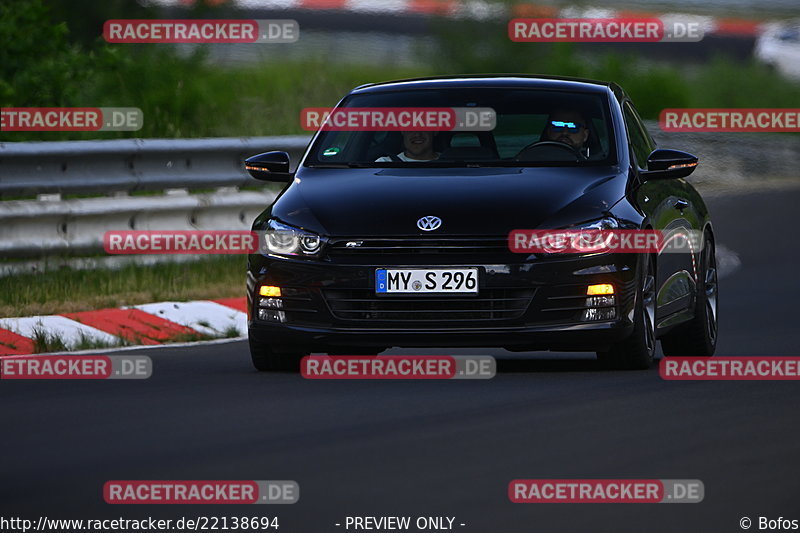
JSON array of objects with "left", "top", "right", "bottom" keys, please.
[{"left": 244, "top": 75, "right": 718, "bottom": 371}]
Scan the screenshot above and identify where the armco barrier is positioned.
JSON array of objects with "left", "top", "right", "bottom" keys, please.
[
  {"left": 0, "top": 136, "right": 309, "bottom": 258},
  {"left": 0, "top": 189, "right": 277, "bottom": 257},
  {"left": 1, "top": 130, "right": 798, "bottom": 259},
  {"left": 648, "top": 124, "right": 800, "bottom": 185},
  {"left": 0, "top": 136, "right": 309, "bottom": 196}
]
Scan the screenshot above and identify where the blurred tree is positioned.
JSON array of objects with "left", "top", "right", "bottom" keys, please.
[
  {"left": 0, "top": 0, "right": 89, "bottom": 107},
  {"left": 43, "top": 0, "right": 155, "bottom": 48}
]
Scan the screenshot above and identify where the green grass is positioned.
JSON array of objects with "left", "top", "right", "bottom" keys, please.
[
  {"left": 163, "top": 331, "right": 218, "bottom": 344},
  {"left": 0, "top": 340, "right": 19, "bottom": 351},
  {"left": 4, "top": 51, "right": 796, "bottom": 143},
  {"left": 0, "top": 255, "right": 246, "bottom": 318},
  {"left": 0, "top": 258, "right": 244, "bottom": 353},
  {"left": 1, "top": 53, "right": 432, "bottom": 142},
  {"left": 30, "top": 327, "right": 68, "bottom": 353},
  {"left": 28, "top": 327, "right": 131, "bottom": 353},
  {"left": 222, "top": 324, "right": 242, "bottom": 338}
]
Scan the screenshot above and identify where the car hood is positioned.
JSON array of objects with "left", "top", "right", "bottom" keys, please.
[{"left": 263, "top": 166, "right": 627, "bottom": 236}]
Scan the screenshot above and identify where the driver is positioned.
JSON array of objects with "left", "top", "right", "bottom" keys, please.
[
  {"left": 375, "top": 131, "right": 440, "bottom": 162},
  {"left": 542, "top": 109, "right": 590, "bottom": 156}
]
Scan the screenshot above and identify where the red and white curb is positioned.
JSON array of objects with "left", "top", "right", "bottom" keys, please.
[{"left": 0, "top": 298, "right": 247, "bottom": 356}]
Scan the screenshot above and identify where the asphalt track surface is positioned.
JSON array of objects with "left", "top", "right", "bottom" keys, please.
[{"left": 2, "top": 187, "right": 799, "bottom": 533}]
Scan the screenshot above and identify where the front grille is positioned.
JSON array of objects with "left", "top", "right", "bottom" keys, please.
[
  {"left": 322, "top": 288, "right": 535, "bottom": 323},
  {"left": 327, "top": 237, "right": 513, "bottom": 260}
]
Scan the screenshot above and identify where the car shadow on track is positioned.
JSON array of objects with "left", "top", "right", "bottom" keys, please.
[
  {"left": 492, "top": 355, "right": 663, "bottom": 373},
  {"left": 494, "top": 356, "right": 604, "bottom": 373}
]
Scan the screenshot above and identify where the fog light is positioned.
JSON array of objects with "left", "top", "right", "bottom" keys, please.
[
  {"left": 586, "top": 295, "right": 615, "bottom": 307},
  {"left": 258, "top": 309, "right": 286, "bottom": 322},
  {"left": 582, "top": 307, "right": 616, "bottom": 321},
  {"left": 587, "top": 283, "right": 614, "bottom": 296},
  {"left": 581, "top": 294, "right": 616, "bottom": 322},
  {"left": 259, "top": 285, "right": 282, "bottom": 297},
  {"left": 260, "top": 298, "right": 283, "bottom": 309}
]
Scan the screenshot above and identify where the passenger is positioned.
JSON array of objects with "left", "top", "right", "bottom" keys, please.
[{"left": 375, "top": 131, "right": 440, "bottom": 162}]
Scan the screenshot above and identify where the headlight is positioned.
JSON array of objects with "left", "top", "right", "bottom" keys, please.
[
  {"left": 563, "top": 217, "right": 620, "bottom": 255},
  {"left": 569, "top": 217, "right": 619, "bottom": 231},
  {"left": 528, "top": 217, "right": 620, "bottom": 256},
  {"left": 264, "top": 219, "right": 325, "bottom": 257}
]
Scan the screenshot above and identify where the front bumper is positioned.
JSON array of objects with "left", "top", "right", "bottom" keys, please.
[{"left": 247, "top": 252, "right": 638, "bottom": 352}]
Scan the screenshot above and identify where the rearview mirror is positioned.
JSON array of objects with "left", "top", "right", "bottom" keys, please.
[
  {"left": 641, "top": 149, "right": 698, "bottom": 181},
  {"left": 245, "top": 151, "right": 293, "bottom": 182}
]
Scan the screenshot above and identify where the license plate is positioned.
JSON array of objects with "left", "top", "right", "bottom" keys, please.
[{"left": 375, "top": 268, "right": 478, "bottom": 294}]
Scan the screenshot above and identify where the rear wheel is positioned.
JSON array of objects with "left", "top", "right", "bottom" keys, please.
[
  {"left": 249, "top": 336, "right": 304, "bottom": 372},
  {"left": 661, "top": 235, "right": 718, "bottom": 358},
  {"left": 597, "top": 254, "right": 656, "bottom": 370}
]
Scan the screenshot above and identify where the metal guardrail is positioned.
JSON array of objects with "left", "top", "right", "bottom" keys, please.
[
  {"left": 0, "top": 189, "right": 278, "bottom": 257},
  {"left": 0, "top": 136, "right": 310, "bottom": 196},
  {"left": 0, "top": 136, "right": 310, "bottom": 258},
  {"left": 648, "top": 123, "right": 800, "bottom": 185},
  {"left": 1, "top": 131, "right": 798, "bottom": 260}
]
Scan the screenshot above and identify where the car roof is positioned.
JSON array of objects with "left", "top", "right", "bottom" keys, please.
[{"left": 350, "top": 74, "right": 626, "bottom": 99}]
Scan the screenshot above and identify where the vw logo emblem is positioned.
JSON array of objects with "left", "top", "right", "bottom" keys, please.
[{"left": 417, "top": 215, "right": 442, "bottom": 231}]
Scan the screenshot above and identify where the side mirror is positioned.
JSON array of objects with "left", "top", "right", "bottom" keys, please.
[
  {"left": 245, "top": 151, "right": 293, "bottom": 182},
  {"left": 641, "top": 149, "right": 698, "bottom": 181}
]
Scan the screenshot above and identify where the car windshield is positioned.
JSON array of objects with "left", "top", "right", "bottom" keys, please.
[{"left": 305, "top": 87, "right": 616, "bottom": 168}]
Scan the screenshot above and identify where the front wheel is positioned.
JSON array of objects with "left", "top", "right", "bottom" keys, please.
[
  {"left": 597, "top": 254, "right": 656, "bottom": 370},
  {"left": 249, "top": 336, "right": 304, "bottom": 372},
  {"left": 661, "top": 235, "right": 718, "bottom": 358}
]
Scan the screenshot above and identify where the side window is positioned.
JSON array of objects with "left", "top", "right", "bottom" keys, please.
[{"left": 622, "top": 102, "right": 654, "bottom": 169}]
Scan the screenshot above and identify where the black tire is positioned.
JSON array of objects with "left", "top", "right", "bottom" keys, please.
[
  {"left": 249, "top": 336, "right": 303, "bottom": 372},
  {"left": 661, "top": 235, "right": 718, "bottom": 358},
  {"left": 597, "top": 254, "right": 656, "bottom": 370}
]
